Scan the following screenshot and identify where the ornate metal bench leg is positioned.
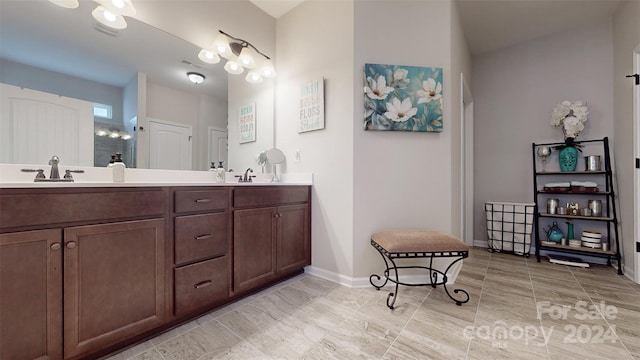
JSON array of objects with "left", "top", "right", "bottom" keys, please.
[
  {"left": 441, "top": 256, "right": 470, "bottom": 306},
  {"left": 369, "top": 242, "right": 391, "bottom": 290}
]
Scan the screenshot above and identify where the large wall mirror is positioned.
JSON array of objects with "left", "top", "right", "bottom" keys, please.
[{"left": 0, "top": 0, "right": 275, "bottom": 172}]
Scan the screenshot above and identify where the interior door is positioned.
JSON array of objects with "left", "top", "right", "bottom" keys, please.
[
  {"left": 148, "top": 118, "right": 192, "bottom": 170},
  {"left": 0, "top": 83, "right": 94, "bottom": 166},
  {"left": 208, "top": 127, "right": 228, "bottom": 168}
]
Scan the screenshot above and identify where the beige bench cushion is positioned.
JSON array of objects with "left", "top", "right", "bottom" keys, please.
[{"left": 372, "top": 230, "right": 469, "bottom": 253}]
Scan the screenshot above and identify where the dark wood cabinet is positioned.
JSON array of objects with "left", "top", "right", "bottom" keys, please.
[
  {"left": 233, "top": 207, "right": 278, "bottom": 293},
  {"left": 172, "top": 187, "right": 230, "bottom": 318},
  {"left": 0, "top": 184, "right": 310, "bottom": 359},
  {"left": 0, "top": 229, "right": 63, "bottom": 360},
  {"left": 62, "top": 219, "right": 166, "bottom": 359},
  {"left": 232, "top": 187, "right": 311, "bottom": 295}
]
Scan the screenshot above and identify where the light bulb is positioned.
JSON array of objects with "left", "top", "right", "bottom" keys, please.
[
  {"left": 245, "top": 71, "right": 263, "bottom": 84},
  {"left": 238, "top": 47, "right": 256, "bottom": 69},
  {"left": 111, "top": 0, "right": 125, "bottom": 9},
  {"left": 224, "top": 60, "right": 244, "bottom": 75},
  {"left": 103, "top": 9, "right": 116, "bottom": 22},
  {"left": 259, "top": 59, "right": 276, "bottom": 78},
  {"left": 213, "top": 33, "right": 232, "bottom": 58},
  {"left": 92, "top": 6, "right": 127, "bottom": 29},
  {"left": 198, "top": 49, "right": 220, "bottom": 64}
]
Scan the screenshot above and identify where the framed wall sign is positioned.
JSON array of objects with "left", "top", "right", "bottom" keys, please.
[
  {"left": 298, "top": 78, "right": 325, "bottom": 133},
  {"left": 239, "top": 102, "right": 256, "bottom": 143}
]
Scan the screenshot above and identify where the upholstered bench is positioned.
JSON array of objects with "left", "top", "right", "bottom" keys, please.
[{"left": 369, "top": 230, "right": 470, "bottom": 309}]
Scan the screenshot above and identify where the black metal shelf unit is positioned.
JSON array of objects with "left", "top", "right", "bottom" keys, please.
[{"left": 532, "top": 137, "right": 622, "bottom": 274}]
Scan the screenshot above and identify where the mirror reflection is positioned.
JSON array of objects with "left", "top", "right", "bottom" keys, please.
[{"left": 0, "top": 0, "right": 274, "bottom": 171}]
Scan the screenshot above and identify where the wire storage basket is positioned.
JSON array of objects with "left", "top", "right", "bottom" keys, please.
[{"left": 485, "top": 202, "right": 535, "bottom": 256}]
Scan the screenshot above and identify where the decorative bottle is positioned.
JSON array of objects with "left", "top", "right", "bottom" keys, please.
[
  {"left": 216, "top": 161, "right": 225, "bottom": 183},
  {"left": 112, "top": 152, "right": 125, "bottom": 183}
]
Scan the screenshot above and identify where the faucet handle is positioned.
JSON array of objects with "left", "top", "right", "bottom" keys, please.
[
  {"left": 21, "top": 168, "right": 46, "bottom": 180},
  {"left": 63, "top": 169, "right": 85, "bottom": 181}
]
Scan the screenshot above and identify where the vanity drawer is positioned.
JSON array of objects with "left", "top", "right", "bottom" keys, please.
[
  {"left": 174, "top": 189, "right": 229, "bottom": 213},
  {"left": 174, "top": 213, "right": 228, "bottom": 265},
  {"left": 233, "top": 186, "right": 310, "bottom": 208},
  {"left": 0, "top": 188, "right": 165, "bottom": 229},
  {"left": 174, "top": 256, "right": 228, "bottom": 316}
]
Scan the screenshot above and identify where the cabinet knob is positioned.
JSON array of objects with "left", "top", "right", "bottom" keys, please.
[
  {"left": 66, "top": 241, "right": 77, "bottom": 249},
  {"left": 273, "top": 213, "right": 282, "bottom": 218},
  {"left": 50, "top": 243, "right": 61, "bottom": 251}
]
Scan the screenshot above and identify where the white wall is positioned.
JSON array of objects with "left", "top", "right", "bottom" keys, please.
[
  {"left": 472, "top": 20, "right": 615, "bottom": 241},
  {"left": 353, "top": 0, "right": 459, "bottom": 279},
  {"left": 276, "top": 0, "right": 355, "bottom": 278},
  {"left": 612, "top": 0, "right": 640, "bottom": 279}
]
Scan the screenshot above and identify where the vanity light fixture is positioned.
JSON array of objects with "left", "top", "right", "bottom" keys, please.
[
  {"left": 91, "top": 0, "right": 136, "bottom": 30},
  {"left": 200, "top": 30, "right": 276, "bottom": 84},
  {"left": 187, "top": 72, "right": 206, "bottom": 84},
  {"left": 95, "top": 128, "right": 132, "bottom": 140},
  {"left": 197, "top": 49, "right": 220, "bottom": 64}
]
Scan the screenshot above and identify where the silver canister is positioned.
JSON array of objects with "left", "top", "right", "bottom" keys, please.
[
  {"left": 584, "top": 155, "right": 601, "bottom": 171},
  {"left": 601, "top": 243, "right": 609, "bottom": 251},
  {"left": 588, "top": 200, "right": 602, "bottom": 217},
  {"left": 547, "top": 198, "right": 559, "bottom": 214}
]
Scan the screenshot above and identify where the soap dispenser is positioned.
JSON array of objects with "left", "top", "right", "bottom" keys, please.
[
  {"left": 107, "top": 155, "right": 116, "bottom": 168},
  {"left": 112, "top": 152, "right": 125, "bottom": 183},
  {"left": 209, "top": 162, "right": 217, "bottom": 172},
  {"left": 216, "top": 161, "right": 225, "bottom": 183}
]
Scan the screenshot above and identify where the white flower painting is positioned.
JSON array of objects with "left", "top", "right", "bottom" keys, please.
[{"left": 364, "top": 63, "right": 443, "bottom": 132}]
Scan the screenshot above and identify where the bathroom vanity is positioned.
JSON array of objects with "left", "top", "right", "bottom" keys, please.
[{"left": 0, "top": 182, "right": 311, "bottom": 360}]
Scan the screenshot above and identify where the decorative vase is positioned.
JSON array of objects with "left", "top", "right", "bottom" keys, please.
[
  {"left": 558, "top": 146, "right": 578, "bottom": 172},
  {"left": 566, "top": 222, "right": 575, "bottom": 241},
  {"left": 547, "top": 221, "right": 563, "bottom": 243}
]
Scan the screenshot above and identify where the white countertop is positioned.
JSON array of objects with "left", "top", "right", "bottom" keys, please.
[{"left": 0, "top": 163, "right": 312, "bottom": 188}]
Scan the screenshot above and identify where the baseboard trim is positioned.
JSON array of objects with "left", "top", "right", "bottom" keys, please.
[{"left": 305, "top": 261, "right": 463, "bottom": 289}]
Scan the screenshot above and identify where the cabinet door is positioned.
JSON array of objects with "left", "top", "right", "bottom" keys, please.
[
  {"left": 0, "top": 229, "right": 63, "bottom": 360},
  {"left": 233, "top": 207, "right": 277, "bottom": 294},
  {"left": 63, "top": 219, "right": 165, "bottom": 359},
  {"left": 277, "top": 204, "right": 310, "bottom": 275}
]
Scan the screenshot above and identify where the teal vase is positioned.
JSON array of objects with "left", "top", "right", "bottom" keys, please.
[
  {"left": 566, "top": 222, "right": 575, "bottom": 241},
  {"left": 558, "top": 146, "right": 578, "bottom": 172}
]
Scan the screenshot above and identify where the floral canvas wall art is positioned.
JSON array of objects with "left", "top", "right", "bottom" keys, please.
[{"left": 364, "top": 63, "right": 443, "bottom": 132}]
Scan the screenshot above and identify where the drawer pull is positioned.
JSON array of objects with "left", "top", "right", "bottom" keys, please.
[
  {"left": 194, "top": 234, "right": 213, "bottom": 240},
  {"left": 194, "top": 199, "right": 212, "bottom": 203},
  {"left": 194, "top": 280, "right": 213, "bottom": 289}
]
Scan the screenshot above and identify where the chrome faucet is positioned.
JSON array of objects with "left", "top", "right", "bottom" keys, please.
[
  {"left": 236, "top": 168, "right": 255, "bottom": 182},
  {"left": 20, "top": 155, "right": 83, "bottom": 182},
  {"left": 48, "top": 155, "right": 60, "bottom": 180}
]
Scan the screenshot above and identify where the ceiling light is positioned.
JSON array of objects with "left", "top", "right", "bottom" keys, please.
[
  {"left": 187, "top": 72, "right": 205, "bottom": 84},
  {"left": 198, "top": 49, "right": 220, "bottom": 64},
  {"left": 92, "top": 5, "right": 128, "bottom": 29},
  {"left": 224, "top": 59, "right": 244, "bottom": 75},
  {"left": 48, "top": 0, "right": 79, "bottom": 8},
  {"left": 245, "top": 71, "right": 263, "bottom": 84}
]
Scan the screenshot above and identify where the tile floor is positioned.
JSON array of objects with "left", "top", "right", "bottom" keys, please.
[{"left": 106, "top": 248, "right": 640, "bottom": 360}]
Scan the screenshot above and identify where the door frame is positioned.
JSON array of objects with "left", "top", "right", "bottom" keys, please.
[
  {"left": 633, "top": 45, "right": 640, "bottom": 284},
  {"left": 460, "top": 73, "right": 474, "bottom": 246},
  {"left": 207, "top": 126, "right": 228, "bottom": 169}
]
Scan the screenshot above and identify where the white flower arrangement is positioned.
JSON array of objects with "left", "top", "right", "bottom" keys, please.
[{"left": 551, "top": 100, "right": 588, "bottom": 140}]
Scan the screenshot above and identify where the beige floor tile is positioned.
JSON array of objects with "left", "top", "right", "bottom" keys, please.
[
  {"left": 104, "top": 247, "right": 639, "bottom": 360},
  {"left": 154, "top": 324, "right": 241, "bottom": 360}
]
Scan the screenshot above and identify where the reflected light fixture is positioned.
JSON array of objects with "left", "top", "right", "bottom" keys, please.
[
  {"left": 48, "top": 0, "right": 80, "bottom": 9},
  {"left": 91, "top": 0, "right": 137, "bottom": 30},
  {"left": 187, "top": 72, "right": 206, "bottom": 84},
  {"left": 198, "top": 49, "right": 220, "bottom": 64},
  {"left": 199, "top": 30, "right": 276, "bottom": 84}
]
